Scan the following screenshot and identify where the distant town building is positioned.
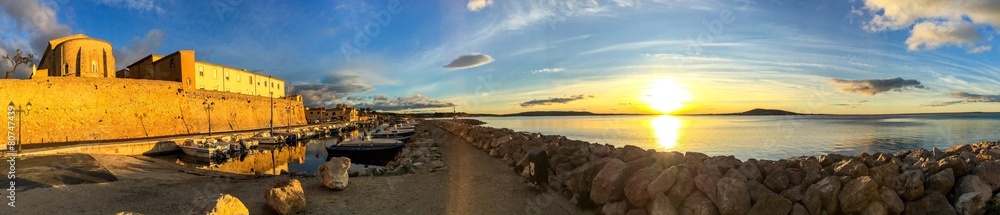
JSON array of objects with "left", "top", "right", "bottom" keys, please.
[
  {"left": 304, "top": 106, "right": 359, "bottom": 123},
  {"left": 123, "top": 50, "right": 286, "bottom": 98},
  {"left": 35, "top": 34, "right": 116, "bottom": 78}
]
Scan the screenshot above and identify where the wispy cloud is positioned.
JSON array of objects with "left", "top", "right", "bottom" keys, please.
[
  {"left": 927, "top": 91, "right": 1000, "bottom": 107},
  {"left": 829, "top": 77, "right": 926, "bottom": 96},
  {"left": 444, "top": 53, "right": 494, "bottom": 69},
  {"left": 519, "top": 94, "right": 594, "bottom": 107},
  {"left": 531, "top": 67, "right": 565, "bottom": 74},
  {"left": 356, "top": 94, "right": 456, "bottom": 111},
  {"left": 95, "top": 0, "right": 164, "bottom": 14}
]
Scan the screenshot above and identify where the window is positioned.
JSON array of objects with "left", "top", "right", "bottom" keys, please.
[
  {"left": 169, "top": 58, "right": 175, "bottom": 68},
  {"left": 91, "top": 61, "right": 98, "bottom": 73},
  {"left": 199, "top": 67, "right": 204, "bottom": 76},
  {"left": 225, "top": 71, "right": 230, "bottom": 80},
  {"left": 64, "top": 64, "right": 69, "bottom": 75},
  {"left": 213, "top": 69, "right": 217, "bottom": 79},
  {"left": 237, "top": 74, "right": 241, "bottom": 82}
]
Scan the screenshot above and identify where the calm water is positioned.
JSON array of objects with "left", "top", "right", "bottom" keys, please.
[{"left": 472, "top": 113, "right": 1000, "bottom": 160}]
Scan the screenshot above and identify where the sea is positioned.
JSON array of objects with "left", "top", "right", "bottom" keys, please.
[{"left": 470, "top": 113, "right": 1000, "bottom": 160}]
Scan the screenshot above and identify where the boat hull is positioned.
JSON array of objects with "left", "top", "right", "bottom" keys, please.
[{"left": 325, "top": 143, "right": 405, "bottom": 165}]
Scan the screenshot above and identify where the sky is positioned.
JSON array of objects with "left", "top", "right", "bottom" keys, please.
[{"left": 2, "top": 0, "right": 1000, "bottom": 115}]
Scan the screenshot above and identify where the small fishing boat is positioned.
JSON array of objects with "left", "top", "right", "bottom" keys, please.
[
  {"left": 273, "top": 131, "right": 300, "bottom": 144},
  {"left": 250, "top": 132, "right": 284, "bottom": 146},
  {"left": 179, "top": 138, "right": 221, "bottom": 159},
  {"left": 371, "top": 124, "right": 415, "bottom": 139},
  {"left": 325, "top": 136, "right": 406, "bottom": 165}
]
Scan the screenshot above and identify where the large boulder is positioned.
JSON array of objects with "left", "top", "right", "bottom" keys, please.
[
  {"left": 877, "top": 186, "right": 904, "bottom": 214},
  {"left": 838, "top": 176, "right": 879, "bottom": 213},
  {"left": 937, "top": 156, "right": 968, "bottom": 177},
  {"left": 973, "top": 160, "right": 1000, "bottom": 191},
  {"left": 624, "top": 166, "right": 663, "bottom": 207},
  {"left": 715, "top": 177, "right": 751, "bottom": 215},
  {"left": 601, "top": 201, "right": 629, "bottom": 215},
  {"left": 265, "top": 179, "right": 307, "bottom": 215},
  {"left": 802, "top": 186, "right": 822, "bottom": 215},
  {"left": 591, "top": 158, "right": 629, "bottom": 204},
  {"left": 903, "top": 192, "right": 957, "bottom": 215},
  {"left": 667, "top": 168, "right": 696, "bottom": 207},
  {"left": 190, "top": 193, "right": 250, "bottom": 215},
  {"left": 953, "top": 193, "right": 984, "bottom": 215},
  {"left": 895, "top": 169, "right": 924, "bottom": 201},
  {"left": 747, "top": 192, "right": 792, "bottom": 215},
  {"left": 678, "top": 191, "right": 719, "bottom": 215},
  {"left": 318, "top": 157, "right": 351, "bottom": 190},
  {"left": 762, "top": 169, "right": 790, "bottom": 193},
  {"left": 564, "top": 157, "right": 613, "bottom": 194},
  {"left": 648, "top": 192, "right": 679, "bottom": 215},
  {"left": 738, "top": 160, "right": 764, "bottom": 182},
  {"left": 833, "top": 158, "right": 870, "bottom": 179},
  {"left": 924, "top": 168, "right": 955, "bottom": 194},
  {"left": 647, "top": 166, "right": 680, "bottom": 197},
  {"left": 955, "top": 175, "right": 992, "bottom": 201},
  {"left": 693, "top": 174, "right": 720, "bottom": 204},
  {"left": 810, "top": 176, "right": 842, "bottom": 215}
]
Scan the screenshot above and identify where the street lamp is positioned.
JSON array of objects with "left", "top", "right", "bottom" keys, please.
[
  {"left": 9, "top": 102, "right": 31, "bottom": 153},
  {"left": 203, "top": 100, "right": 215, "bottom": 136}
]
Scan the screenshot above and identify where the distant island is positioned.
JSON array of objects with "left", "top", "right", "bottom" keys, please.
[
  {"left": 400, "top": 111, "right": 648, "bottom": 118},
  {"left": 680, "top": 108, "right": 808, "bottom": 116}
]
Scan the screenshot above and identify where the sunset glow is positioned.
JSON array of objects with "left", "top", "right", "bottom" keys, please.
[{"left": 642, "top": 78, "right": 693, "bottom": 114}]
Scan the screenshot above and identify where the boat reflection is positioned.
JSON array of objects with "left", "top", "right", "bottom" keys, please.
[{"left": 649, "top": 115, "right": 684, "bottom": 150}]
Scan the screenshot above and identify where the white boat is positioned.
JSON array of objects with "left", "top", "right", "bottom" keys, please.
[
  {"left": 179, "top": 139, "right": 221, "bottom": 159},
  {"left": 250, "top": 132, "right": 284, "bottom": 145}
]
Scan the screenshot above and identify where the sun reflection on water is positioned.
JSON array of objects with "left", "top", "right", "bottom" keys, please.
[{"left": 649, "top": 115, "right": 684, "bottom": 150}]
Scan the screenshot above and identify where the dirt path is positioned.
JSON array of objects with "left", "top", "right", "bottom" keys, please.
[{"left": 6, "top": 123, "right": 589, "bottom": 214}]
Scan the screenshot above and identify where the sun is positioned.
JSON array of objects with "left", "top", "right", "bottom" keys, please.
[{"left": 642, "top": 78, "right": 693, "bottom": 114}]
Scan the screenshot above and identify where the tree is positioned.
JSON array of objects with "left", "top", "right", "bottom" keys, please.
[{"left": 2, "top": 49, "right": 35, "bottom": 79}]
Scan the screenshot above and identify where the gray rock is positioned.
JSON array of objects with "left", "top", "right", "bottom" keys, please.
[
  {"left": 678, "top": 191, "right": 719, "bottom": 215},
  {"left": 895, "top": 169, "right": 925, "bottom": 201},
  {"left": 833, "top": 158, "right": 870, "bottom": 179},
  {"left": 937, "top": 155, "right": 967, "bottom": 177},
  {"left": 564, "top": 157, "right": 612, "bottom": 194},
  {"left": 265, "top": 179, "right": 307, "bottom": 215},
  {"left": 591, "top": 158, "right": 629, "bottom": 204},
  {"left": 953, "top": 193, "right": 984, "bottom": 215},
  {"left": 318, "top": 157, "right": 351, "bottom": 190},
  {"left": 955, "top": 175, "right": 992, "bottom": 202},
  {"left": 838, "top": 176, "right": 878, "bottom": 214},
  {"left": 790, "top": 203, "right": 808, "bottom": 215},
  {"left": 810, "top": 176, "right": 842, "bottom": 215},
  {"left": 747, "top": 192, "right": 792, "bottom": 215},
  {"left": 648, "top": 192, "right": 679, "bottom": 215},
  {"left": 925, "top": 168, "right": 955, "bottom": 194},
  {"left": 877, "top": 186, "right": 904, "bottom": 214},
  {"left": 802, "top": 185, "right": 822, "bottom": 215},
  {"left": 601, "top": 201, "right": 629, "bottom": 215},
  {"left": 715, "top": 177, "right": 751, "bottom": 215},
  {"left": 763, "top": 169, "right": 790, "bottom": 193},
  {"left": 738, "top": 160, "right": 764, "bottom": 182},
  {"left": 903, "top": 192, "right": 957, "bottom": 215},
  {"left": 862, "top": 201, "right": 887, "bottom": 215},
  {"left": 647, "top": 166, "right": 680, "bottom": 198},
  {"left": 973, "top": 160, "right": 1000, "bottom": 191},
  {"left": 624, "top": 166, "right": 663, "bottom": 207}
]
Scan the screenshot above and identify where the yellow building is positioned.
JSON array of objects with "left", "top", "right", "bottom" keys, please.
[
  {"left": 35, "top": 34, "right": 116, "bottom": 78},
  {"left": 123, "top": 50, "right": 285, "bottom": 98}
]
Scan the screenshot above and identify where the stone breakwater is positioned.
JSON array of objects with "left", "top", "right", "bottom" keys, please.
[{"left": 428, "top": 120, "right": 1000, "bottom": 215}]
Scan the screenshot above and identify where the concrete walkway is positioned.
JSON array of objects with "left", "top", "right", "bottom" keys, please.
[{"left": 7, "top": 122, "right": 590, "bottom": 214}]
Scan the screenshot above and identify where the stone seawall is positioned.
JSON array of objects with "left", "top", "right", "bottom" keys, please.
[
  {"left": 428, "top": 120, "right": 1000, "bottom": 215},
  {"left": 0, "top": 77, "right": 306, "bottom": 144}
]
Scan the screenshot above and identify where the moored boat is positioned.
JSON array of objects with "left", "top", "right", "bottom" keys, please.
[{"left": 325, "top": 136, "right": 406, "bottom": 165}]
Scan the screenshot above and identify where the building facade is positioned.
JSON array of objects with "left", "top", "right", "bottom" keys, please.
[
  {"left": 35, "top": 34, "right": 116, "bottom": 78},
  {"left": 123, "top": 50, "right": 285, "bottom": 98},
  {"left": 304, "top": 107, "right": 359, "bottom": 123}
]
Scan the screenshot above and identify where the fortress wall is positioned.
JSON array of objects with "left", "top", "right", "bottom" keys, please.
[{"left": 0, "top": 77, "right": 306, "bottom": 144}]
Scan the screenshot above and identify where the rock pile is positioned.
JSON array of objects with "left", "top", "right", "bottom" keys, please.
[
  {"left": 386, "top": 125, "right": 447, "bottom": 174},
  {"left": 428, "top": 120, "right": 1000, "bottom": 215}
]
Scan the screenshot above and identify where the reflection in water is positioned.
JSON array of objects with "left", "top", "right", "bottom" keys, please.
[{"left": 649, "top": 115, "right": 684, "bottom": 150}]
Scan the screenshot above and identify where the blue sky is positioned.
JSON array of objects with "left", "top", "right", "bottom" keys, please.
[{"left": 2, "top": 0, "right": 1000, "bottom": 114}]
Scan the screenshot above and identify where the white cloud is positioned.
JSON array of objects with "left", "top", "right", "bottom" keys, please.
[
  {"left": 95, "top": 0, "right": 164, "bottom": 14},
  {"left": 905, "top": 21, "right": 988, "bottom": 52},
  {"left": 467, "top": 0, "right": 494, "bottom": 12},
  {"left": 531, "top": 67, "right": 566, "bottom": 74},
  {"left": 0, "top": 0, "right": 72, "bottom": 54},
  {"left": 861, "top": 0, "right": 1000, "bottom": 52},
  {"left": 115, "top": 29, "right": 163, "bottom": 68}
]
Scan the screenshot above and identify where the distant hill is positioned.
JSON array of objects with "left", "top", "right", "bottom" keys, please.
[
  {"left": 504, "top": 111, "right": 597, "bottom": 117},
  {"left": 725, "top": 108, "right": 801, "bottom": 115}
]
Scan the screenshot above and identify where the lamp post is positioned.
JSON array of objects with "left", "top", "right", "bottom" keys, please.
[
  {"left": 203, "top": 100, "right": 214, "bottom": 136},
  {"left": 9, "top": 102, "right": 31, "bottom": 153}
]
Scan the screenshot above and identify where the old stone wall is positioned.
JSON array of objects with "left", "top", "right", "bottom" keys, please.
[
  {"left": 429, "top": 120, "right": 1000, "bottom": 215},
  {"left": 0, "top": 77, "right": 305, "bottom": 144}
]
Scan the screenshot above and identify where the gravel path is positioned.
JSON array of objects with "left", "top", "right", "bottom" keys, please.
[{"left": 6, "top": 123, "right": 589, "bottom": 214}]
